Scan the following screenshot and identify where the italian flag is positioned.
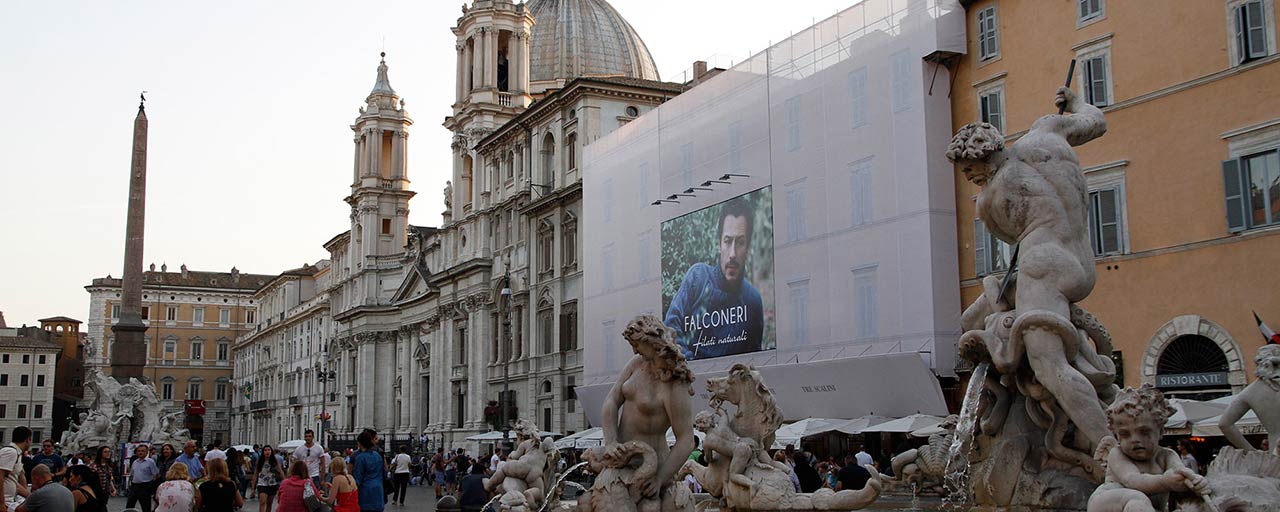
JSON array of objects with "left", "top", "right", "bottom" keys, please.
[{"left": 1255, "top": 311, "right": 1280, "bottom": 345}]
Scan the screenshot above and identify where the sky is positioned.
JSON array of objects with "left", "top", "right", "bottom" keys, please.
[{"left": 0, "top": 0, "right": 859, "bottom": 328}]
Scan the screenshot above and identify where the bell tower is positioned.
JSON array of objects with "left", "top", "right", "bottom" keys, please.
[
  {"left": 347, "top": 53, "right": 414, "bottom": 303},
  {"left": 444, "top": 1, "right": 534, "bottom": 219}
]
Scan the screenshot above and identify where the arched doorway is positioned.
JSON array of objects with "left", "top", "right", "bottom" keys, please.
[{"left": 1143, "top": 315, "right": 1246, "bottom": 400}]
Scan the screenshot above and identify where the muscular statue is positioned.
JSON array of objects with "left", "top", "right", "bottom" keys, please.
[
  {"left": 1219, "top": 344, "right": 1280, "bottom": 454},
  {"left": 444, "top": 180, "right": 454, "bottom": 209},
  {"left": 598, "top": 315, "right": 696, "bottom": 510},
  {"left": 486, "top": 419, "right": 555, "bottom": 511},
  {"left": 948, "top": 85, "right": 1110, "bottom": 452}
]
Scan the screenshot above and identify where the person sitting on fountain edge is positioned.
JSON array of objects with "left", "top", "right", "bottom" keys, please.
[
  {"left": 664, "top": 197, "right": 764, "bottom": 360},
  {"left": 459, "top": 462, "right": 488, "bottom": 512}
]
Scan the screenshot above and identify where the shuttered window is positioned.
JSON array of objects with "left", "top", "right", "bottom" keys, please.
[
  {"left": 980, "top": 89, "right": 1004, "bottom": 133},
  {"left": 1084, "top": 55, "right": 1109, "bottom": 107},
  {"left": 1235, "top": 1, "right": 1269, "bottom": 64},
  {"left": 1088, "top": 187, "right": 1123, "bottom": 256},
  {"left": 1225, "top": 150, "right": 1280, "bottom": 232},
  {"left": 978, "top": 7, "right": 999, "bottom": 60},
  {"left": 1079, "top": 0, "right": 1103, "bottom": 22},
  {"left": 974, "top": 219, "right": 1011, "bottom": 277}
]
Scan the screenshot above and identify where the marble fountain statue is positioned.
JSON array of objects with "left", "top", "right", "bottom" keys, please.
[{"left": 61, "top": 369, "right": 190, "bottom": 454}]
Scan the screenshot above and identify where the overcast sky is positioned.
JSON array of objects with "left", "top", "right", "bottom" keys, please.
[{"left": 0, "top": 0, "right": 858, "bottom": 327}]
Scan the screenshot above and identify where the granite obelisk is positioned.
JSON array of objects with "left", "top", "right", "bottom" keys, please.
[{"left": 110, "top": 94, "right": 149, "bottom": 383}]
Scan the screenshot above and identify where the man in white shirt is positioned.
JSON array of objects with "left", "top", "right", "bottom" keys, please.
[
  {"left": 204, "top": 440, "right": 227, "bottom": 463},
  {"left": 854, "top": 445, "right": 874, "bottom": 468},
  {"left": 489, "top": 448, "right": 503, "bottom": 474},
  {"left": 0, "top": 426, "right": 33, "bottom": 511},
  {"left": 293, "top": 429, "right": 326, "bottom": 489}
]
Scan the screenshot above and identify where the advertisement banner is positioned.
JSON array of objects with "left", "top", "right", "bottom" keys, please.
[{"left": 661, "top": 187, "right": 775, "bottom": 360}]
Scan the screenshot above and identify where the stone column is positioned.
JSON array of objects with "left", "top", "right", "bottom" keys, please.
[
  {"left": 485, "top": 28, "right": 497, "bottom": 89},
  {"left": 391, "top": 131, "right": 403, "bottom": 180},
  {"left": 372, "top": 129, "right": 384, "bottom": 178},
  {"left": 456, "top": 43, "right": 466, "bottom": 102},
  {"left": 517, "top": 31, "right": 530, "bottom": 91},
  {"left": 464, "top": 40, "right": 474, "bottom": 93},
  {"left": 472, "top": 31, "right": 485, "bottom": 90},
  {"left": 399, "top": 132, "right": 409, "bottom": 181},
  {"left": 358, "top": 337, "right": 376, "bottom": 428},
  {"left": 364, "top": 129, "right": 376, "bottom": 177},
  {"left": 510, "top": 32, "right": 522, "bottom": 93}
]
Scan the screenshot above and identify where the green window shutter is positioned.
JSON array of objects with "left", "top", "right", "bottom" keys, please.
[
  {"left": 1246, "top": 1, "right": 1268, "bottom": 59},
  {"left": 1223, "top": 158, "right": 1247, "bottom": 233},
  {"left": 974, "top": 219, "right": 989, "bottom": 276}
]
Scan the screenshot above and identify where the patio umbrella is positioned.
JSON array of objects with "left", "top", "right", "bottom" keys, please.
[
  {"left": 1165, "top": 398, "right": 1226, "bottom": 430},
  {"left": 1192, "top": 411, "right": 1264, "bottom": 437},
  {"left": 277, "top": 439, "right": 306, "bottom": 452},
  {"left": 553, "top": 427, "right": 603, "bottom": 449},
  {"left": 771, "top": 418, "right": 848, "bottom": 449},
  {"left": 910, "top": 421, "right": 950, "bottom": 438},
  {"left": 833, "top": 415, "right": 893, "bottom": 435},
  {"left": 465, "top": 430, "right": 561, "bottom": 442},
  {"left": 861, "top": 414, "right": 944, "bottom": 433},
  {"left": 665, "top": 427, "right": 706, "bottom": 447}
]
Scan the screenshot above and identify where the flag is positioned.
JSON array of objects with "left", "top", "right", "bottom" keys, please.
[{"left": 1255, "top": 311, "right": 1280, "bottom": 345}]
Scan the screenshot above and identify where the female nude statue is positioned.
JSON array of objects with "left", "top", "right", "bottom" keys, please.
[{"left": 600, "top": 315, "right": 696, "bottom": 509}]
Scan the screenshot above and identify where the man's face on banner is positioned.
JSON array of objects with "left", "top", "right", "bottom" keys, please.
[{"left": 719, "top": 214, "right": 750, "bottom": 285}]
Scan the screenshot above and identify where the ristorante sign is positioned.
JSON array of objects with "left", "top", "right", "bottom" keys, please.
[{"left": 1155, "top": 372, "right": 1229, "bottom": 389}]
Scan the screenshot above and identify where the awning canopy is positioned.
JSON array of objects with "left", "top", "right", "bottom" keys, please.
[
  {"left": 861, "top": 414, "right": 944, "bottom": 433},
  {"left": 771, "top": 418, "right": 848, "bottom": 449},
  {"left": 553, "top": 427, "right": 604, "bottom": 450},
  {"left": 465, "top": 430, "right": 561, "bottom": 442},
  {"left": 1192, "top": 411, "right": 1266, "bottom": 437},
  {"left": 834, "top": 415, "right": 894, "bottom": 435},
  {"left": 1165, "top": 398, "right": 1227, "bottom": 430}
]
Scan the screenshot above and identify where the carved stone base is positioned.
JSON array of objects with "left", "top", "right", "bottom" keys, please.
[{"left": 967, "top": 397, "right": 1096, "bottom": 512}]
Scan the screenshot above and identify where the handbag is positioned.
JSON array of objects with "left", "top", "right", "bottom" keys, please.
[{"left": 302, "top": 480, "right": 334, "bottom": 512}]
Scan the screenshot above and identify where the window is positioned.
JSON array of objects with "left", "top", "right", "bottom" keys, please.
[
  {"left": 1079, "top": 0, "right": 1104, "bottom": 23},
  {"left": 164, "top": 338, "right": 176, "bottom": 362},
  {"left": 565, "top": 134, "right": 577, "bottom": 171},
  {"left": 786, "top": 183, "right": 807, "bottom": 242},
  {"left": 381, "top": 218, "right": 391, "bottom": 235},
  {"left": 21, "top": 355, "right": 28, "bottom": 365},
  {"left": 891, "top": 50, "right": 914, "bottom": 113},
  {"left": 973, "top": 219, "right": 1012, "bottom": 277},
  {"left": 539, "top": 308, "right": 554, "bottom": 354},
  {"left": 784, "top": 96, "right": 801, "bottom": 152},
  {"left": 20, "top": 375, "right": 28, "bottom": 387},
  {"left": 34, "top": 404, "right": 42, "bottom": 419},
  {"left": 142, "top": 306, "right": 150, "bottom": 319},
  {"left": 193, "top": 307, "right": 204, "bottom": 324},
  {"left": 1088, "top": 188, "right": 1124, "bottom": 256},
  {"left": 454, "top": 325, "right": 468, "bottom": 365},
  {"left": 848, "top": 67, "right": 868, "bottom": 129},
  {"left": 191, "top": 339, "right": 203, "bottom": 360},
  {"left": 537, "top": 219, "right": 554, "bottom": 273},
  {"left": 216, "top": 382, "right": 228, "bottom": 401},
  {"left": 543, "top": 407, "right": 552, "bottom": 433},
  {"left": 1224, "top": 149, "right": 1280, "bottom": 231},
  {"left": 851, "top": 160, "right": 873, "bottom": 226},
  {"left": 978, "top": 6, "right": 999, "bottom": 60},
  {"left": 217, "top": 342, "right": 230, "bottom": 361},
  {"left": 0, "top": 405, "right": 5, "bottom": 418},
  {"left": 0, "top": 375, "right": 7, "bottom": 386},
  {"left": 562, "top": 213, "right": 578, "bottom": 270},
  {"left": 567, "top": 376, "right": 577, "bottom": 413},
  {"left": 166, "top": 306, "right": 177, "bottom": 321},
  {"left": 188, "top": 380, "right": 202, "bottom": 399},
  {"left": 788, "top": 280, "right": 810, "bottom": 344},
  {"left": 560, "top": 303, "right": 578, "bottom": 352},
  {"left": 219, "top": 308, "right": 230, "bottom": 325},
  {"left": 0, "top": 355, "right": 6, "bottom": 364},
  {"left": 111, "top": 304, "right": 120, "bottom": 319},
  {"left": 454, "top": 383, "right": 466, "bottom": 429},
  {"left": 1233, "top": 0, "right": 1270, "bottom": 64},
  {"left": 246, "top": 310, "right": 256, "bottom": 324},
  {"left": 36, "top": 375, "right": 44, "bottom": 387},
  {"left": 853, "top": 266, "right": 878, "bottom": 340},
  {"left": 1082, "top": 54, "right": 1110, "bottom": 107},
  {"left": 37, "top": 355, "right": 45, "bottom": 365},
  {"left": 979, "top": 86, "right": 1005, "bottom": 133},
  {"left": 17, "top": 405, "right": 25, "bottom": 419},
  {"left": 625, "top": 105, "right": 640, "bottom": 117}
]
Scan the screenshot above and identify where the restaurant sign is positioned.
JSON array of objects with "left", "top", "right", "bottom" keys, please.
[{"left": 1156, "top": 372, "right": 1228, "bottom": 389}]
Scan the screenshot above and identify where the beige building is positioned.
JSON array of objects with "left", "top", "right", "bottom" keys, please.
[
  {"left": 231, "top": 261, "right": 334, "bottom": 446},
  {"left": 84, "top": 264, "right": 271, "bottom": 444},
  {"left": 0, "top": 326, "right": 60, "bottom": 444},
  {"left": 952, "top": 0, "right": 1280, "bottom": 399}
]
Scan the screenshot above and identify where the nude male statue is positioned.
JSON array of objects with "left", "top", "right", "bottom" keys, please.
[
  {"left": 948, "top": 85, "right": 1110, "bottom": 450},
  {"left": 1219, "top": 344, "right": 1280, "bottom": 454}
]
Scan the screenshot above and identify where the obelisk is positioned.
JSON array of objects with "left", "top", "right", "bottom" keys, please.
[{"left": 110, "top": 94, "right": 149, "bottom": 383}]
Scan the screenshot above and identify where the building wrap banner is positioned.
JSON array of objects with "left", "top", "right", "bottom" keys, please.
[{"left": 661, "top": 187, "right": 775, "bottom": 360}]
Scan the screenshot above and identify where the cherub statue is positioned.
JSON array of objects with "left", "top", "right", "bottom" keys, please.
[
  {"left": 1087, "top": 384, "right": 1209, "bottom": 512},
  {"left": 1219, "top": 343, "right": 1280, "bottom": 454},
  {"left": 486, "top": 419, "right": 551, "bottom": 511},
  {"left": 680, "top": 408, "right": 782, "bottom": 497}
]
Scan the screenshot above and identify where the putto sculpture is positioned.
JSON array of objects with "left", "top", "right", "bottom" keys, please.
[
  {"left": 682, "top": 363, "right": 882, "bottom": 511},
  {"left": 1086, "top": 384, "right": 1209, "bottom": 512},
  {"left": 1219, "top": 343, "right": 1280, "bottom": 454},
  {"left": 62, "top": 369, "right": 188, "bottom": 454},
  {"left": 486, "top": 419, "right": 558, "bottom": 512},
  {"left": 890, "top": 415, "right": 958, "bottom": 494},
  {"left": 949, "top": 85, "right": 1118, "bottom": 509}
]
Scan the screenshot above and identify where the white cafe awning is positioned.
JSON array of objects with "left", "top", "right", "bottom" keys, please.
[{"left": 862, "top": 414, "right": 944, "bottom": 433}]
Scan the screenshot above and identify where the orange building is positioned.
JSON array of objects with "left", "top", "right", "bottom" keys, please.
[
  {"left": 37, "top": 316, "right": 85, "bottom": 441},
  {"left": 952, "top": 0, "right": 1280, "bottom": 399}
]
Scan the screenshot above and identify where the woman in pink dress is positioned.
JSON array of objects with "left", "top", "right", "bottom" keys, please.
[
  {"left": 276, "top": 460, "right": 321, "bottom": 512},
  {"left": 154, "top": 462, "right": 196, "bottom": 512}
]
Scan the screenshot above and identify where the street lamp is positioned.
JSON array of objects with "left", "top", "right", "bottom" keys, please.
[
  {"left": 317, "top": 353, "right": 336, "bottom": 449},
  {"left": 500, "top": 272, "right": 513, "bottom": 448}
]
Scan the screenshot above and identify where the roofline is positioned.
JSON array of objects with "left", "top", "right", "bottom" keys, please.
[
  {"left": 38, "top": 316, "right": 82, "bottom": 324},
  {"left": 324, "top": 230, "right": 352, "bottom": 250},
  {"left": 476, "top": 76, "right": 685, "bottom": 148}
]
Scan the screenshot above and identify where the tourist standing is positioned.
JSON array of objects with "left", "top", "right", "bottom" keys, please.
[
  {"left": 292, "top": 430, "right": 326, "bottom": 490},
  {"left": 1178, "top": 440, "right": 1200, "bottom": 474},
  {"left": 351, "top": 430, "right": 385, "bottom": 512},
  {"left": 204, "top": 441, "right": 226, "bottom": 464},
  {"left": 28, "top": 442, "right": 64, "bottom": 482},
  {"left": 175, "top": 442, "right": 204, "bottom": 482},
  {"left": 794, "top": 451, "right": 822, "bottom": 493},
  {"left": 836, "top": 453, "right": 872, "bottom": 491},
  {"left": 431, "top": 447, "right": 446, "bottom": 497},
  {"left": 14, "top": 464, "right": 73, "bottom": 512},
  {"left": 155, "top": 445, "right": 178, "bottom": 480},
  {"left": 253, "top": 445, "right": 286, "bottom": 512},
  {"left": 391, "top": 445, "right": 412, "bottom": 505},
  {"left": 277, "top": 461, "right": 320, "bottom": 512},
  {"left": 325, "top": 458, "right": 360, "bottom": 512},
  {"left": 127, "top": 445, "right": 160, "bottom": 512},
  {"left": 67, "top": 465, "right": 108, "bottom": 512},
  {"left": 154, "top": 462, "right": 195, "bottom": 512},
  {"left": 854, "top": 445, "right": 874, "bottom": 468},
  {"left": 89, "top": 447, "right": 116, "bottom": 498},
  {"left": 196, "top": 459, "right": 243, "bottom": 512},
  {"left": 0, "top": 426, "right": 33, "bottom": 509}
]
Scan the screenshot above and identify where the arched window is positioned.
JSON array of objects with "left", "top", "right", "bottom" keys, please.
[
  {"left": 163, "top": 335, "right": 178, "bottom": 364},
  {"left": 565, "top": 133, "right": 578, "bottom": 171},
  {"left": 506, "top": 151, "right": 515, "bottom": 181},
  {"left": 190, "top": 336, "right": 204, "bottom": 361},
  {"left": 1156, "top": 334, "right": 1232, "bottom": 400},
  {"left": 542, "top": 380, "right": 552, "bottom": 394},
  {"left": 462, "top": 154, "right": 474, "bottom": 208},
  {"left": 161, "top": 377, "right": 175, "bottom": 400},
  {"left": 540, "top": 133, "right": 556, "bottom": 187},
  {"left": 187, "top": 377, "right": 204, "bottom": 400},
  {"left": 215, "top": 377, "right": 229, "bottom": 401}
]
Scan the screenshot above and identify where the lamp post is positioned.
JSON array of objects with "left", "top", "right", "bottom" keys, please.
[
  {"left": 500, "top": 272, "right": 512, "bottom": 448},
  {"left": 317, "top": 353, "right": 335, "bottom": 449}
]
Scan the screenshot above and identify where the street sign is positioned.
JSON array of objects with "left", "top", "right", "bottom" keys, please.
[
  {"left": 1156, "top": 372, "right": 1229, "bottom": 389},
  {"left": 184, "top": 399, "right": 207, "bottom": 415}
]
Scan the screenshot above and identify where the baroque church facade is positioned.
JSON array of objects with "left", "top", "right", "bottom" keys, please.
[{"left": 234, "top": 0, "right": 685, "bottom": 449}]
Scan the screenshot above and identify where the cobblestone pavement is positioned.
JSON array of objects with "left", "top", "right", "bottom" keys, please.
[{"left": 108, "top": 481, "right": 442, "bottom": 511}]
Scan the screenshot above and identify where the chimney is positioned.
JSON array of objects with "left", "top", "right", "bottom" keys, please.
[
  {"left": 693, "top": 60, "right": 708, "bottom": 81},
  {"left": 180, "top": 264, "right": 188, "bottom": 278}
]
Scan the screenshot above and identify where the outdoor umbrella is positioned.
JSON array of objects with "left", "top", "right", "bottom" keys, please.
[
  {"left": 771, "top": 418, "right": 848, "bottom": 449},
  {"left": 1165, "top": 398, "right": 1227, "bottom": 430},
  {"left": 834, "top": 415, "right": 893, "bottom": 435},
  {"left": 466, "top": 430, "right": 561, "bottom": 442},
  {"left": 861, "top": 414, "right": 944, "bottom": 433},
  {"left": 277, "top": 439, "right": 306, "bottom": 452},
  {"left": 1192, "top": 410, "right": 1265, "bottom": 437},
  {"left": 553, "top": 427, "right": 603, "bottom": 449},
  {"left": 665, "top": 427, "right": 706, "bottom": 447},
  {"left": 910, "top": 421, "right": 951, "bottom": 438}
]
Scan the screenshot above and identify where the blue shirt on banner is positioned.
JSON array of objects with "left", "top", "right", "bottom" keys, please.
[{"left": 664, "top": 262, "right": 764, "bottom": 359}]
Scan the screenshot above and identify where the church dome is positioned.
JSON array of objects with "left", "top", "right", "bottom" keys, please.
[{"left": 526, "top": 0, "right": 661, "bottom": 82}]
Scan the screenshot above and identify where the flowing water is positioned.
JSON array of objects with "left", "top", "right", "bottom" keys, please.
[
  {"left": 942, "top": 362, "right": 988, "bottom": 509},
  {"left": 538, "top": 460, "right": 591, "bottom": 512}
]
